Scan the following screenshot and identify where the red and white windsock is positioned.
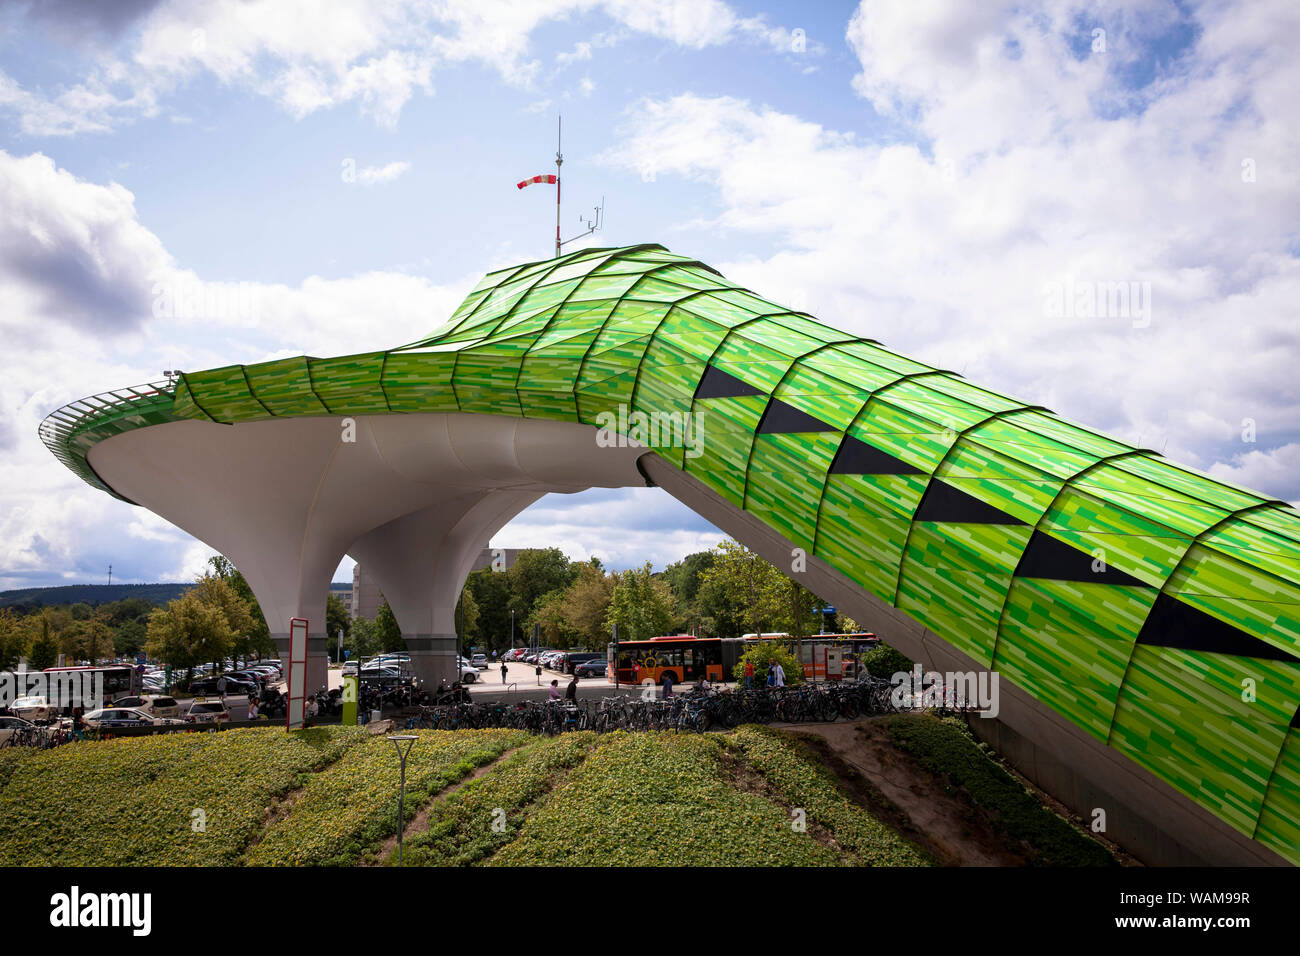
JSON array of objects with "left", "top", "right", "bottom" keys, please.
[{"left": 516, "top": 174, "right": 557, "bottom": 189}]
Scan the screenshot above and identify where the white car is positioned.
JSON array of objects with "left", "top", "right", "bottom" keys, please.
[
  {"left": 110, "top": 695, "right": 182, "bottom": 719},
  {"left": 185, "top": 698, "right": 230, "bottom": 724},
  {"left": 11, "top": 696, "right": 53, "bottom": 723},
  {"left": 82, "top": 707, "right": 186, "bottom": 730},
  {"left": 0, "top": 715, "right": 38, "bottom": 744},
  {"left": 470, "top": 654, "right": 489, "bottom": 669}
]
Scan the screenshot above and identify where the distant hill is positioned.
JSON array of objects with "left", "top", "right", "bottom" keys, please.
[
  {"left": 0, "top": 583, "right": 192, "bottom": 609},
  {"left": 0, "top": 581, "right": 354, "bottom": 609}
]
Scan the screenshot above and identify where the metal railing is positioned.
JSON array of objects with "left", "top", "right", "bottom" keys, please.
[{"left": 38, "top": 379, "right": 178, "bottom": 496}]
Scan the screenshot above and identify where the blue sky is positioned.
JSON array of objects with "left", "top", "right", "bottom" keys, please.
[{"left": 1, "top": 0, "right": 1297, "bottom": 589}]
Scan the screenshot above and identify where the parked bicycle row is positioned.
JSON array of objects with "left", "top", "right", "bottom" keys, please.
[{"left": 403, "top": 676, "right": 968, "bottom": 735}]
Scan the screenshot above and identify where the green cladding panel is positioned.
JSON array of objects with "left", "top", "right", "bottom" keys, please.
[{"left": 41, "top": 242, "right": 1300, "bottom": 864}]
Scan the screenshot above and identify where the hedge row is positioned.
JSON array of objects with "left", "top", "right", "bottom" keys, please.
[{"left": 883, "top": 714, "right": 1116, "bottom": 866}]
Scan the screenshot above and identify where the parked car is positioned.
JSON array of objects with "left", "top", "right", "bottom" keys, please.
[
  {"left": 110, "top": 695, "right": 182, "bottom": 719},
  {"left": 0, "top": 715, "right": 38, "bottom": 744},
  {"left": 188, "top": 676, "right": 258, "bottom": 696},
  {"left": 563, "top": 652, "right": 604, "bottom": 674},
  {"left": 341, "top": 661, "right": 359, "bottom": 676},
  {"left": 470, "top": 654, "right": 489, "bottom": 669},
  {"left": 574, "top": 659, "right": 608, "bottom": 678},
  {"left": 10, "top": 696, "right": 53, "bottom": 723},
  {"left": 82, "top": 707, "right": 186, "bottom": 730},
  {"left": 224, "top": 670, "right": 268, "bottom": 688},
  {"left": 458, "top": 663, "right": 479, "bottom": 683},
  {"left": 185, "top": 698, "right": 230, "bottom": 724}
]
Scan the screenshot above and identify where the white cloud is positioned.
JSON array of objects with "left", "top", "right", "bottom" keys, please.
[
  {"left": 355, "top": 160, "right": 411, "bottom": 186},
  {"left": 600, "top": 0, "right": 1300, "bottom": 502},
  {"left": 2, "top": 0, "right": 806, "bottom": 134},
  {"left": 0, "top": 150, "right": 475, "bottom": 589}
]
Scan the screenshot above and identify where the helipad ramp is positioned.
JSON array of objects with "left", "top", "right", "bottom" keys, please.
[{"left": 41, "top": 244, "right": 1300, "bottom": 865}]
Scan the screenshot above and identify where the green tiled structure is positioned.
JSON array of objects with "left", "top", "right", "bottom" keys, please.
[{"left": 40, "top": 243, "right": 1300, "bottom": 863}]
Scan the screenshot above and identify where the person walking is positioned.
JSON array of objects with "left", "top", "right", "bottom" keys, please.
[
  {"left": 216, "top": 674, "right": 228, "bottom": 699},
  {"left": 500, "top": 661, "right": 509, "bottom": 685},
  {"left": 773, "top": 660, "right": 787, "bottom": 688},
  {"left": 662, "top": 670, "right": 675, "bottom": 698},
  {"left": 766, "top": 664, "right": 776, "bottom": 688},
  {"left": 247, "top": 696, "right": 259, "bottom": 720},
  {"left": 565, "top": 674, "right": 579, "bottom": 703},
  {"left": 548, "top": 679, "right": 562, "bottom": 700},
  {"left": 743, "top": 659, "right": 754, "bottom": 689}
]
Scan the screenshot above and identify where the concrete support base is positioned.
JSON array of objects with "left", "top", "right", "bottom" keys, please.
[{"left": 404, "top": 634, "right": 458, "bottom": 689}]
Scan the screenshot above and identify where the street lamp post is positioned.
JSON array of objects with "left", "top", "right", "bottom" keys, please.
[{"left": 388, "top": 734, "right": 417, "bottom": 865}]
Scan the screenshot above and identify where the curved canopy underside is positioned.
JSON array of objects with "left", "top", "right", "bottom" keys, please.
[{"left": 42, "top": 243, "right": 1300, "bottom": 865}]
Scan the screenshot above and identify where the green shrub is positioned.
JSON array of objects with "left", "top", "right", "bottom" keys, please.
[
  {"left": 731, "top": 642, "right": 804, "bottom": 685},
  {"left": 884, "top": 714, "right": 1115, "bottom": 866},
  {"left": 859, "top": 643, "right": 913, "bottom": 680}
]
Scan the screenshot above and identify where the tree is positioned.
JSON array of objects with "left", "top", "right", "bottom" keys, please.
[
  {"left": 696, "top": 540, "right": 787, "bottom": 637},
  {"left": 560, "top": 561, "right": 614, "bottom": 649},
  {"left": 508, "top": 548, "right": 576, "bottom": 619},
  {"left": 326, "top": 594, "right": 351, "bottom": 661},
  {"left": 528, "top": 588, "right": 576, "bottom": 649},
  {"left": 347, "top": 617, "right": 381, "bottom": 660},
  {"left": 0, "top": 608, "right": 24, "bottom": 670},
  {"left": 192, "top": 573, "right": 254, "bottom": 666},
  {"left": 455, "top": 586, "right": 480, "bottom": 647},
  {"left": 605, "top": 562, "right": 675, "bottom": 642},
  {"left": 465, "top": 567, "right": 512, "bottom": 648},
  {"left": 662, "top": 550, "right": 714, "bottom": 631},
  {"left": 207, "top": 555, "right": 273, "bottom": 658},
  {"left": 27, "top": 613, "right": 58, "bottom": 670},
  {"left": 375, "top": 599, "right": 404, "bottom": 653},
  {"left": 145, "top": 592, "right": 233, "bottom": 683}
]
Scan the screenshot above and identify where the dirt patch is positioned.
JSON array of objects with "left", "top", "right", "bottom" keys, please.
[{"left": 794, "top": 720, "right": 1035, "bottom": 866}]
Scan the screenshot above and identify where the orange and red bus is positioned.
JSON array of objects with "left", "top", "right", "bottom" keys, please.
[{"left": 609, "top": 636, "right": 725, "bottom": 685}]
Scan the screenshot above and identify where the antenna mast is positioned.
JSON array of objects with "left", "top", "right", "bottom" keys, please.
[{"left": 555, "top": 117, "right": 563, "bottom": 258}]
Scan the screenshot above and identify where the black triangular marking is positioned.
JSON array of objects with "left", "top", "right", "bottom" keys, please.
[
  {"left": 913, "top": 479, "right": 1027, "bottom": 525},
  {"left": 694, "top": 365, "right": 765, "bottom": 400},
  {"left": 757, "top": 398, "right": 834, "bottom": 434},
  {"left": 1292, "top": 704, "right": 1300, "bottom": 729},
  {"left": 1015, "top": 530, "right": 1151, "bottom": 586},
  {"left": 830, "top": 435, "right": 923, "bottom": 476},
  {"left": 1137, "top": 593, "right": 1297, "bottom": 663}
]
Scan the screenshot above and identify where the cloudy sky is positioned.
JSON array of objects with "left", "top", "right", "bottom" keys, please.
[{"left": 1, "top": 0, "right": 1297, "bottom": 590}]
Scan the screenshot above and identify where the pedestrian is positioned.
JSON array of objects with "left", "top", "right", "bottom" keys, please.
[
  {"left": 766, "top": 664, "right": 776, "bottom": 688},
  {"left": 662, "top": 670, "right": 675, "bottom": 698},
  {"left": 247, "top": 696, "right": 259, "bottom": 720},
  {"left": 744, "top": 659, "right": 754, "bottom": 689},
  {"left": 216, "top": 674, "right": 227, "bottom": 698},
  {"left": 548, "top": 679, "right": 561, "bottom": 701},
  {"left": 773, "top": 660, "right": 786, "bottom": 688},
  {"left": 565, "top": 674, "right": 578, "bottom": 703},
  {"left": 501, "top": 661, "right": 509, "bottom": 684},
  {"left": 492, "top": 649, "right": 498, "bottom": 661}
]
